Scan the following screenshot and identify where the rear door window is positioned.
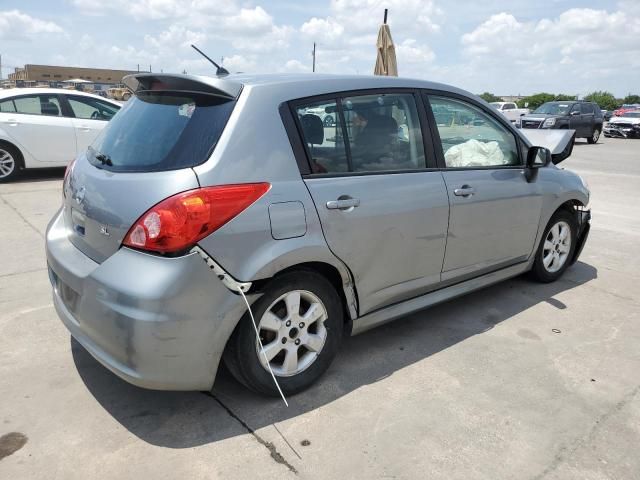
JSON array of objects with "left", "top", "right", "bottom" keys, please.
[
  {"left": 581, "top": 103, "right": 594, "bottom": 114},
  {"left": 88, "top": 92, "right": 235, "bottom": 172},
  {"left": 295, "top": 92, "right": 426, "bottom": 174}
]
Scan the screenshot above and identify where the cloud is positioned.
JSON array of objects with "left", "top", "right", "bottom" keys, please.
[
  {"left": 222, "top": 54, "right": 257, "bottom": 73},
  {"left": 0, "top": 10, "right": 64, "bottom": 40},
  {"left": 396, "top": 39, "right": 435, "bottom": 65},
  {"left": 455, "top": 5, "right": 640, "bottom": 95}
]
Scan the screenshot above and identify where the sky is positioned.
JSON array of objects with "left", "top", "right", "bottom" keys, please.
[{"left": 1, "top": 0, "right": 639, "bottom": 97}]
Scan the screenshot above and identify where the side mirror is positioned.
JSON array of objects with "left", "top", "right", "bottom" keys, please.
[{"left": 525, "top": 146, "right": 551, "bottom": 182}]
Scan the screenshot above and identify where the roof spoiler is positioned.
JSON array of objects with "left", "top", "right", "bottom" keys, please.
[{"left": 123, "top": 73, "right": 242, "bottom": 100}]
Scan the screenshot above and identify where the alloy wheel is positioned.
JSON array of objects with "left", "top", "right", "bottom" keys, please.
[
  {"left": 0, "top": 149, "right": 16, "bottom": 179},
  {"left": 592, "top": 129, "right": 600, "bottom": 143},
  {"left": 542, "top": 220, "right": 572, "bottom": 273},
  {"left": 255, "top": 290, "right": 328, "bottom": 377}
]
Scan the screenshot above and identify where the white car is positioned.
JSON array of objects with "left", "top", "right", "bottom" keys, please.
[{"left": 0, "top": 88, "right": 121, "bottom": 181}]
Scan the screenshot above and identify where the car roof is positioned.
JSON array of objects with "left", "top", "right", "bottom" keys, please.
[
  {"left": 0, "top": 88, "right": 120, "bottom": 105},
  {"left": 126, "top": 72, "right": 476, "bottom": 102}
]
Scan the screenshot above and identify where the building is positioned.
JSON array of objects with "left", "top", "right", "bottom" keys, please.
[{"left": 7, "top": 64, "right": 141, "bottom": 90}]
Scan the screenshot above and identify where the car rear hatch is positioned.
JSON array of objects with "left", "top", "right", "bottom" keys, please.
[{"left": 63, "top": 74, "right": 241, "bottom": 263}]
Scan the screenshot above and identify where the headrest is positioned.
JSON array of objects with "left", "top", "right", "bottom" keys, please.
[
  {"left": 41, "top": 102, "right": 60, "bottom": 116},
  {"left": 300, "top": 114, "right": 324, "bottom": 145}
]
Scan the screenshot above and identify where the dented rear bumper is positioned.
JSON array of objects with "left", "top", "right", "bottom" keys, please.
[{"left": 46, "top": 209, "right": 247, "bottom": 390}]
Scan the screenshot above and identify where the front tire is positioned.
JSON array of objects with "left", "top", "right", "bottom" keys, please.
[
  {"left": 587, "top": 127, "right": 601, "bottom": 144},
  {"left": 530, "top": 210, "right": 577, "bottom": 283},
  {"left": 224, "top": 270, "right": 344, "bottom": 396}
]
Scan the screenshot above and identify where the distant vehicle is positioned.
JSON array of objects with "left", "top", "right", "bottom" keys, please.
[
  {"left": 604, "top": 110, "right": 640, "bottom": 138},
  {"left": 0, "top": 88, "right": 121, "bottom": 181},
  {"left": 46, "top": 73, "right": 590, "bottom": 396},
  {"left": 107, "top": 85, "right": 132, "bottom": 101},
  {"left": 520, "top": 101, "right": 604, "bottom": 144},
  {"left": 601, "top": 109, "right": 612, "bottom": 121},
  {"left": 612, "top": 104, "right": 640, "bottom": 118},
  {"left": 490, "top": 102, "right": 530, "bottom": 125}
]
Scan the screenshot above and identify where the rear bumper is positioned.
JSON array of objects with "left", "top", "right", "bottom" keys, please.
[{"left": 46, "top": 209, "right": 246, "bottom": 390}]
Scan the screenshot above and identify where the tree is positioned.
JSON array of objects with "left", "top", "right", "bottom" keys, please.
[
  {"left": 517, "top": 93, "right": 577, "bottom": 109},
  {"left": 583, "top": 91, "right": 619, "bottom": 111},
  {"left": 478, "top": 92, "right": 502, "bottom": 103},
  {"left": 623, "top": 94, "right": 640, "bottom": 105},
  {"left": 517, "top": 93, "right": 555, "bottom": 110}
]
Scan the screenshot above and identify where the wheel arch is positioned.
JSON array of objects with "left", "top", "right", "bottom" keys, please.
[
  {"left": 528, "top": 196, "right": 588, "bottom": 269},
  {"left": 252, "top": 260, "right": 357, "bottom": 330}
]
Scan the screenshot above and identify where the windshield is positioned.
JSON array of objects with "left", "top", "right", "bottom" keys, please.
[
  {"left": 87, "top": 91, "right": 235, "bottom": 172},
  {"left": 490, "top": 103, "right": 502, "bottom": 108},
  {"left": 533, "top": 103, "right": 572, "bottom": 115},
  {"left": 622, "top": 112, "right": 640, "bottom": 118}
]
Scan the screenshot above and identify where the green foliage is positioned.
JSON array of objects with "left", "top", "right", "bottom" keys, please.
[
  {"left": 623, "top": 94, "right": 640, "bottom": 105},
  {"left": 478, "top": 92, "right": 503, "bottom": 103},
  {"left": 517, "top": 93, "right": 577, "bottom": 110},
  {"left": 583, "top": 91, "right": 620, "bottom": 111}
]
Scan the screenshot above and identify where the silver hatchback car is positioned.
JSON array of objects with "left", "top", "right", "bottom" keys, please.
[{"left": 46, "top": 73, "right": 590, "bottom": 396}]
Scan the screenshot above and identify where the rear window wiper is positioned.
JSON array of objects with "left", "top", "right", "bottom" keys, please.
[{"left": 94, "top": 152, "right": 113, "bottom": 166}]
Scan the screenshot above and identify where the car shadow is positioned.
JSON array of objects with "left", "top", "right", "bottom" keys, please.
[
  {"left": 13, "top": 167, "right": 66, "bottom": 182},
  {"left": 72, "top": 261, "right": 597, "bottom": 448}
]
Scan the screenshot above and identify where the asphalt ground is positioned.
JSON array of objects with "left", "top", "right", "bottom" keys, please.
[{"left": 0, "top": 135, "right": 638, "bottom": 479}]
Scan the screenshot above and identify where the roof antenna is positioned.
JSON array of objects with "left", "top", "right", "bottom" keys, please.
[{"left": 191, "top": 44, "right": 230, "bottom": 76}]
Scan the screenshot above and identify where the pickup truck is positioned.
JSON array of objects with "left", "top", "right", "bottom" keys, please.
[{"left": 490, "top": 102, "right": 530, "bottom": 125}]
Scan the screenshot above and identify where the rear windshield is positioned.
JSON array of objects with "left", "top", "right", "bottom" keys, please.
[{"left": 87, "top": 91, "right": 235, "bottom": 172}]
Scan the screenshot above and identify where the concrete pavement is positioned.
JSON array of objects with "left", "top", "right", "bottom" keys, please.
[{"left": 0, "top": 137, "right": 638, "bottom": 479}]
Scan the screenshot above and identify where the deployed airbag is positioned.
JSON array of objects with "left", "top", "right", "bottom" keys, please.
[{"left": 444, "top": 139, "right": 509, "bottom": 167}]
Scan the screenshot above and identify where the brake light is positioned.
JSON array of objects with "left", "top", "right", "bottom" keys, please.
[
  {"left": 123, "top": 183, "right": 270, "bottom": 254},
  {"left": 63, "top": 159, "right": 76, "bottom": 198}
]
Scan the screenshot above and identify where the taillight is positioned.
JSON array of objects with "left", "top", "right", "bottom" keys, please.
[
  {"left": 123, "top": 183, "right": 270, "bottom": 254},
  {"left": 63, "top": 159, "right": 76, "bottom": 198}
]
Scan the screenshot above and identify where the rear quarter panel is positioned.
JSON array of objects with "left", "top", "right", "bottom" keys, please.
[{"left": 194, "top": 84, "right": 357, "bottom": 315}]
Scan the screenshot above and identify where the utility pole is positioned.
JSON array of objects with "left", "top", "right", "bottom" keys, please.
[{"left": 312, "top": 42, "right": 316, "bottom": 73}]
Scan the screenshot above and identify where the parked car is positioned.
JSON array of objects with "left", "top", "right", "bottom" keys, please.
[
  {"left": 604, "top": 110, "right": 640, "bottom": 138},
  {"left": 520, "top": 101, "right": 603, "bottom": 144},
  {"left": 46, "top": 73, "right": 590, "bottom": 397},
  {"left": 0, "top": 88, "right": 121, "bottom": 181},
  {"left": 601, "top": 109, "right": 612, "bottom": 121},
  {"left": 612, "top": 104, "right": 640, "bottom": 118},
  {"left": 490, "top": 101, "right": 530, "bottom": 125}
]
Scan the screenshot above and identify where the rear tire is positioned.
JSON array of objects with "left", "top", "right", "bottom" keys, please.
[
  {"left": 530, "top": 210, "right": 577, "bottom": 283},
  {"left": 224, "top": 270, "right": 344, "bottom": 396},
  {"left": 587, "top": 127, "right": 601, "bottom": 144},
  {"left": 0, "top": 142, "right": 22, "bottom": 183}
]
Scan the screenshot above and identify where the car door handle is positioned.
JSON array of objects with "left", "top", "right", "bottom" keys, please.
[
  {"left": 453, "top": 185, "right": 475, "bottom": 197},
  {"left": 326, "top": 197, "right": 360, "bottom": 210},
  {"left": 4, "top": 118, "right": 18, "bottom": 126},
  {"left": 77, "top": 125, "right": 91, "bottom": 131}
]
